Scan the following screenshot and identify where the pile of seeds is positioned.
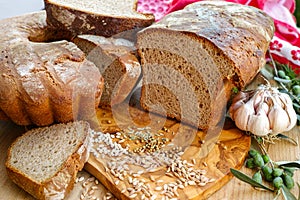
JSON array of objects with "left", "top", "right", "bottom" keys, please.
[
  {"left": 166, "top": 158, "right": 215, "bottom": 187},
  {"left": 89, "top": 126, "right": 214, "bottom": 199},
  {"left": 119, "top": 126, "right": 171, "bottom": 154}
]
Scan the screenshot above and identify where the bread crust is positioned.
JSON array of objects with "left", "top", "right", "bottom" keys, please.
[
  {"left": 0, "top": 11, "right": 104, "bottom": 126},
  {"left": 44, "top": 0, "right": 154, "bottom": 38}
]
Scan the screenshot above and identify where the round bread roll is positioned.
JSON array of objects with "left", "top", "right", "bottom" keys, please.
[{"left": 0, "top": 11, "right": 104, "bottom": 126}]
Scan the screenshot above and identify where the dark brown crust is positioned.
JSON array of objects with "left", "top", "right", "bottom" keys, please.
[
  {"left": 5, "top": 122, "right": 90, "bottom": 200},
  {"left": 45, "top": 1, "right": 154, "bottom": 38},
  {"left": 141, "top": 1, "right": 274, "bottom": 88}
]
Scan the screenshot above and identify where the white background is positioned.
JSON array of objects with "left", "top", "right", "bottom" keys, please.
[{"left": 0, "top": 0, "right": 44, "bottom": 20}]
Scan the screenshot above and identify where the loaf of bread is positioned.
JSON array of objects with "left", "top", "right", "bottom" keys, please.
[
  {"left": 137, "top": 1, "right": 275, "bottom": 130},
  {"left": 73, "top": 35, "right": 141, "bottom": 106},
  {"left": 0, "top": 11, "right": 104, "bottom": 126},
  {"left": 44, "top": 0, "right": 155, "bottom": 37},
  {"left": 5, "top": 121, "right": 91, "bottom": 200}
]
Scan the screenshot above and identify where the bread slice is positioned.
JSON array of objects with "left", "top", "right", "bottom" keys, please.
[
  {"left": 0, "top": 11, "right": 104, "bottom": 126},
  {"left": 44, "top": 0, "right": 155, "bottom": 37},
  {"left": 5, "top": 121, "right": 91, "bottom": 200},
  {"left": 137, "top": 1, "right": 274, "bottom": 130},
  {"left": 73, "top": 35, "right": 142, "bottom": 106}
]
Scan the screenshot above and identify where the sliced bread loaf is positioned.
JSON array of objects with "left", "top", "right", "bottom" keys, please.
[
  {"left": 5, "top": 121, "right": 91, "bottom": 200},
  {"left": 44, "top": 0, "right": 155, "bottom": 37},
  {"left": 137, "top": 1, "right": 275, "bottom": 130},
  {"left": 73, "top": 35, "right": 141, "bottom": 106},
  {"left": 0, "top": 11, "right": 104, "bottom": 126}
]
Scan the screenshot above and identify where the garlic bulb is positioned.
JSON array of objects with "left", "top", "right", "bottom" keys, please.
[{"left": 229, "top": 85, "right": 297, "bottom": 136}]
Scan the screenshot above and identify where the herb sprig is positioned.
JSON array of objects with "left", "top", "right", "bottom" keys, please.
[{"left": 267, "top": 51, "right": 300, "bottom": 125}]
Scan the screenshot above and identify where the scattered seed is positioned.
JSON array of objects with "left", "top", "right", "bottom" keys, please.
[
  {"left": 82, "top": 181, "right": 88, "bottom": 188},
  {"left": 192, "top": 159, "right": 196, "bottom": 165},
  {"left": 78, "top": 176, "right": 85, "bottom": 182},
  {"left": 88, "top": 189, "right": 95, "bottom": 195},
  {"left": 129, "top": 193, "right": 137, "bottom": 198},
  {"left": 155, "top": 186, "right": 162, "bottom": 191}
]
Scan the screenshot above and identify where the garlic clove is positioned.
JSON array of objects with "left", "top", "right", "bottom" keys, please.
[
  {"left": 275, "top": 93, "right": 297, "bottom": 131},
  {"left": 229, "top": 100, "right": 244, "bottom": 119},
  {"left": 233, "top": 100, "right": 255, "bottom": 131},
  {"left": 247, "top": 112, "right": 270, "bottom": 136},
  {"left": 257, "top": 102, "right": 270, "bottom": 115},
  {"left": 284, "top": 101, "right": 297, "bottom": 131},
  {"left": 268, "top": 105, "right": 290, "bottom": 134},
  {"left": 252, "top": 90, "right": 264, "bottom": 111}
]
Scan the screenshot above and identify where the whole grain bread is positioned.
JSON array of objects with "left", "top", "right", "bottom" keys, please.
[
  {"left": 0, "top": 11, "right": 104, "bottom": 126},
  {"left": 73, "top": 35, "right": 142, "bottom": 106},
  {"left": 137, "top": 1, "right": 275, "bottom": 130},
  {"left": 5, "top": 121, "right": 91, "bottom": 200},
  {"left": 44, "top": 0, "right": 155, "bottom": 38}
]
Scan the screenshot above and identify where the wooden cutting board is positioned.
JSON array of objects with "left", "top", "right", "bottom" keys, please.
[{"left": 85, "top": 100, "right": 251, "bottom": 200}]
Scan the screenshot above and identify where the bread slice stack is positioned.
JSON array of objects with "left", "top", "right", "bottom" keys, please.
[
  {"left": 137, "top": 1, "right": 275, "bottom": 130},
  {"left": 73, "top": 35, "right": 141, "bottom": 106},
  {"left": 5, "top": 121, "right": 91, "bottom": 200}
]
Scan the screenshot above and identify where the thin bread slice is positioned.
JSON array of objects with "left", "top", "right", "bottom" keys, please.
[
  {"left": 5, "top": 121, "right": 91, "bottom": 200},
  {"left": 73, "top": 35, "right": 142, "bottom": 106},
  {"left": 44, "top": 0, "right": 155, "bottom": 37}
]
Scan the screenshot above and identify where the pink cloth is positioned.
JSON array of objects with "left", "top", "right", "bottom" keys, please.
[{"left": 137, "top": 0, "right": 300, "bottom": 74}]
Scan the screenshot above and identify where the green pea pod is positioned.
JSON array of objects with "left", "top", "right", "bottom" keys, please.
[
  {"left": 262, "top": 166, "right": 273, "bottom": 182},
  {"left": 272, "top": 168, "right": 283, "bottom": 177},
  {"left": 252, "top": 171, "right": 262, "bottom": 184},
  {"left": 292, "top": 85, "right": 300, "bottom": 96},
  {"left": 248, "top": 149, "right": 259, "bottom": 158},
  {"left": 253, "top": 154, "right": 265, "bottom": 168},
  {"left": 278, "top": 70, "right": 286, "bottom": 79},
  {"left": 262, "top": 155, "right": 270, "bottom": 164},
  {"left": 273, "top": 177, "right": 284, "bottom": 189},
  {"left": 246, "top": 158, "right": 255, "bottom": 169},
  {"left": 282, "top": 174, "right": 294, "bottom": 190}
]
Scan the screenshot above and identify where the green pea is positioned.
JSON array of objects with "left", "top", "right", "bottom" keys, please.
[
  {"left": 246, "top": 158, "right": 255, "bottom": 169},
  {"left": 272, "top": 168, "right": 283, "bottom": 177},
  {"left": 252, "top": 171, "right": 262, "bottom": 184},
  {"left": 248, "top": 149, "right": 259, "bottom": 158},
  {"left": 282, "top": 174, "right": 294, "bottom": 190},
  {"left": 292, "top": 85, "right": 300, "bottom": 96},
  {"left": 285, "top": 75, "right": 291, "bottom": 80},
  {"left": 273, "top": 177, "right": 284, "bottom": 189},
  {"left": 262, "top": 155, "right": 270, "bottom": 164},
  {"left": 253, "top": 153, "right": 265, "bottom": 168},
  {"left": 278, "top": 70, "right": 286, "bottom": 79},
  {"left": 262, "top": 166, "right": 273, "bottom": 182}
]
